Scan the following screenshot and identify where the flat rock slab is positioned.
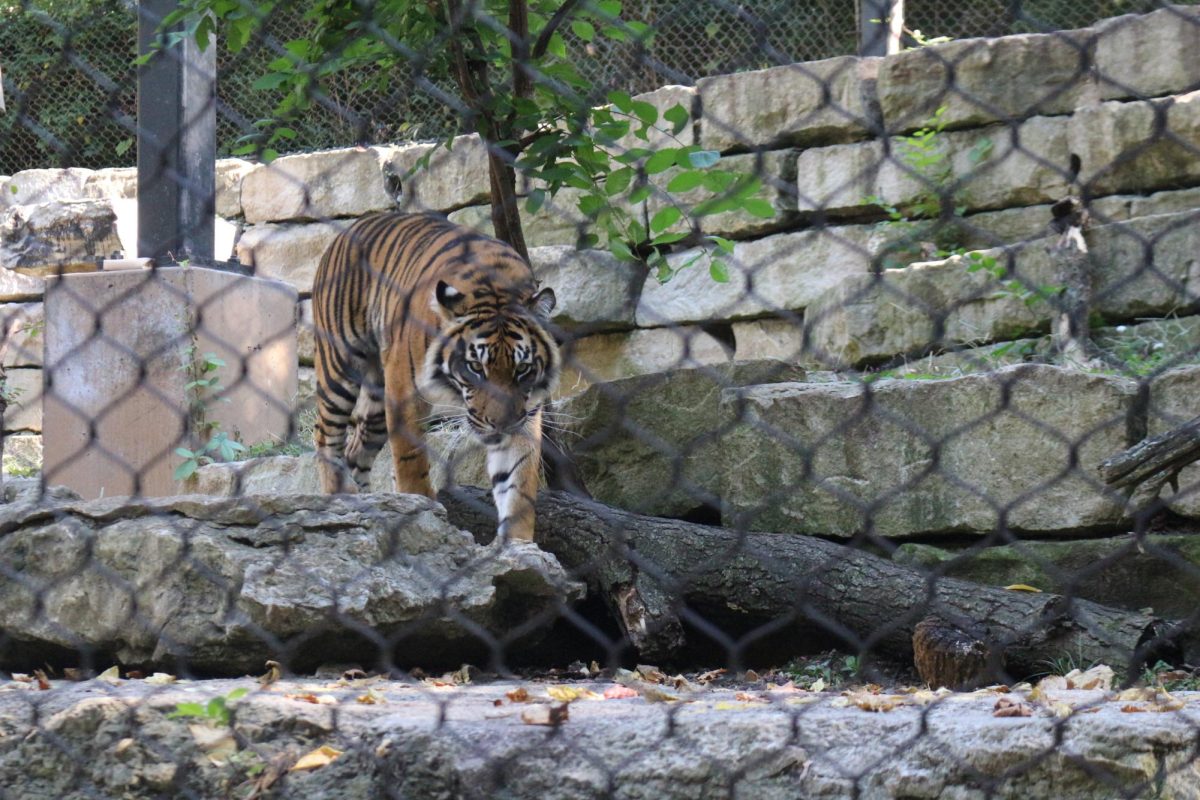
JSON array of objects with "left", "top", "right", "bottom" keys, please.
[
  {"left": 0, "top": 494, "right": 581, "bottom": 674},
  {"left": 0, "top": 677, "right": 1197, "bottom": 799}
]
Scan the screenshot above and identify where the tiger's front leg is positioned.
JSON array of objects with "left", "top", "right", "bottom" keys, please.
[{"left": 487, "top": 408, "right": 544, "bottom": 543}]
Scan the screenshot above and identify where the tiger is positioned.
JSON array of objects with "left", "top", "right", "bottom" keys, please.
[{"left": 311, "top": 211, "right": 561, "bottom": 543}]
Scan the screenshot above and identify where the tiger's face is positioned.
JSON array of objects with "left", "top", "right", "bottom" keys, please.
[{"left": 421, "top": 281, "right": 560, "bottom": 445}]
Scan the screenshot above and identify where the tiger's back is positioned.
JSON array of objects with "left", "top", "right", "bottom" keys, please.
[{"left": 311, "top": 212, "right": 560, "bottom": 542}]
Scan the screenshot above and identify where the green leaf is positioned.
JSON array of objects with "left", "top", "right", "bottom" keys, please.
[
  {"left": 168, "top": 702, "right": 207, "bottom": 719},
  {"left": 630, "top": 100, "right": 658, "bottom": 127},
  {"left": 644, "top": 149, "right": 678, "bottom": 175},
  {"left": 525, "top": 189, "right": 547, "bottom": 215},
  {"left": 596, "top": 0, "right": 622, "bottom": 16},
  {"left": 174, "top": 447, "right": 196, "bottom": 459},
  {"left": 663, "top": 104, "right": 690, "bottom": 135},
  {"left": 686, "top": 150, "right": 721, "bottom": 168},
  {"left": 667, "top": 170, "right": 705, "bottom": 193},
  {"left": 628, "top": 185, "right": 653, "bottom": 204},
  {"left": 650, "top": 206, "right": 683, "bottom": 234},
  {"left": 571, "top": 20, "right": 596, "bottom": 42},
  {"left": 609, "top": 240, "right": 636, "bottom": 262},
  {"left": 650, "top": 231, "right": 690, "bottom": 246},
  {"left": 173, "top": 460, "right": 198, "bottom": 481},
  {"left": 710, "top": 259, "right": 731, "bottom": 283},
  {"left": 605, "top": 167, "right": 633, "bottom": 197},
  {"left": 742, "top": 198, "right": 776, "bottom": 219},
  {"left": 606, "top": 91, "right": 633, "bottom": 113},
  {"left": 708, "top": 235, "right": 736, "bottom": 254},
  {"left": 251, "top": 72, "right": 290, "bottom": 91},
  {"left": 580, "top": 233, "right": 601, "bottom": 249},
  {"left": 226, "top": 687, "right": 250, "bottom": 701}
]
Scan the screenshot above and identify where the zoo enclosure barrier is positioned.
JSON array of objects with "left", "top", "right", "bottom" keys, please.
[{"left": 1, "top": 1, "right": 1200, "bottom": 797}]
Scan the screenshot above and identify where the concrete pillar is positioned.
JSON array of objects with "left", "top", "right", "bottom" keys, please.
[{"left": 42, "top": 267, "right": 297, "bottom": 499}]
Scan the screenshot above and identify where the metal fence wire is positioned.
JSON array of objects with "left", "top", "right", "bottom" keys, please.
[{"left": 3, "top": 1, "right": 1200, "bottom": 798}]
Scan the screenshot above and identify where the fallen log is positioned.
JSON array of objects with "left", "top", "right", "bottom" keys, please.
[
  {"left": 441, "top": 488, "right": 1190, "bottom": 677},
  {"left": 1098, "top": 415, "right": 1200, "bottom": 510}
]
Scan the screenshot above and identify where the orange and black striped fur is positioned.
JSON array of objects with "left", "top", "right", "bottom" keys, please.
[{"left": 312, "top": 212, "right": 560, "bottom": 542}]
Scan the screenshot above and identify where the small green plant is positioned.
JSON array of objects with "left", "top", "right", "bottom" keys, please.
[
  {"left": 1140, "top": 660, "right": 1200, "bottom": 691},
  {"left": 168, "top": 687, "right": 249, "bottom": 726},
  {"left": 782, "top": 651, "right": 861, "bottom": 689},
  {"left": 174, "top": 348, "right": 246, "bottom": 480},
  {"left": 6, "top": 465, "right": 39, "bottom": 479}
]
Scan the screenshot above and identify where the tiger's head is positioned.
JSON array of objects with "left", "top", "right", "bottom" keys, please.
[{"left": 420, "top": 280, "right": 561, "bottom": 445}]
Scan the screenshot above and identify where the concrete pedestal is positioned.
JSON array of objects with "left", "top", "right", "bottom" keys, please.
[{"left": 43, "top": 266, "right": 298, "bottom": 499}]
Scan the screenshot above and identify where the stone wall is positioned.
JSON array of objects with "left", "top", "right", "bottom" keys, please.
[{"left": 2, "top": 6, "right": 1199, "bottom": 535}]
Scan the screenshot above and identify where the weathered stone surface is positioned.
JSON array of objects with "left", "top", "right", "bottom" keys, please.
[
  {"left": 214, "top": 158, "right": 258, "bottom": 219},
  {"left": 1092, "top": 6, "right": 1200, "bottom": 102},
  {"left": 529, "top": 246, "right": 643, "bottom": 332},
  {"left": 448, "top": 190, "right": 593, "bottom": 249},
  {"left": 636, "top": 225, "right": 876, "bottom": 326},
  {"left": 0, "top": 493, "right": 581, "bottom": 673},
  {"left": 894, "top": 533, "right": 1200, "bottom": 618},
  {"left": 0, "top": 302, "right": 43, "bottom": 367},
  {"left": 558, "top": 326, "right": 732, "bottom": 398},
  {"left": 648, "top": 150, "right": 799, "bottom": 240},
  {"left": 806, "top": 210, "right": 1200, "bottom": 368},
  {"left": 236, "top": 220, "right": 351, "bottom": 295},
  {"left": 876, "top": 30, "right": 1090, "bottom": 132},
  {"left": 381, "top": 134, "right": 491, "bottom": 213},
  {"left": 732, "top": 318, "right": 807, "bottom": 363},
  {"left": 0, "top": 168, "right": 93, "bottom": 208},
  {"left": 81, "top": 167, "right": 137, "bottom": 202},
  {"left": 194, "top": 453, "right": 391, "bottom": 496},
  {"left": 0, "top": 269, "right": 43, "bottom": 302},
  {"left": 296, "top": 298, "right": 315, "bottom": 364},
  {"left": 1, "top": 200, "right": 123, "bottom": 271},
  {"left": 1, "top": 434, "right": 41, "bottom": 476},
  {"left": 1069, "top": 92, "right": 1200, "bottom": 198},
  {"left": 794, "top": 116, "right": 1071, "bottom": 217},
  {"left": 698, "top": 56, "right": 878, "bottom": 153},
  {"left": 2, "top": 679, "right": 1198, "bottom": 800},
  {"left": 1147, "top": 365, "right": 1200, "bottom": 518},
  {"left": 721, "top": 364, "right": 1133, "bottom": 537},
  {"left": 2, "top": 368, "right": 42, "bottom": 432},
  {"left": 560, "top": 361, "right": 806, "bottom": 518},
  {"left": 240, "top": 147, "right": 394, "bottom": 224},
  {"left": 804, "top": 247, "right": 1052, "bottom": 368}
]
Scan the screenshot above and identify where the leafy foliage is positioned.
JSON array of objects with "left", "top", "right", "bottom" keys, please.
[
  {"left": 168, "top": 687, "right": 250, "bottom": 726},
  {"left": 166, "top": 0, "right": 770, "bottom": 281}
]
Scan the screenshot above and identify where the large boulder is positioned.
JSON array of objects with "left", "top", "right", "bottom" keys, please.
[
  {"left": 240, "top": 148, "right": 394, "bottom": 224},
  {"left": 719, "top": 364, "right": 1134, "bottom": 537},
  {"left": 1, "top": 200, "right": 123, "bottom": 272},
  {"left": 0, "top": 493, "right": 582, "bottom": 673}
]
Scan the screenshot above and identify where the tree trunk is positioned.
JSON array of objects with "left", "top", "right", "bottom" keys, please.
[{"left": 440, "top": 488, "right": 1190, "bottom": 676}]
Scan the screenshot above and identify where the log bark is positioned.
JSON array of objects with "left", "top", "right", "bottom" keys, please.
[
  {"left": 441, "top": 488, "right": 1189, "bottom": 676},
  {"left": 1098, "top": 415, "right": 1200, "bottom": 505}
]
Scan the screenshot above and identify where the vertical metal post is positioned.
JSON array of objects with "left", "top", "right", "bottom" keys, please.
[
  {"left": 136, "top": 0, "right": 215, "bottom": 262},
  {"left": 859, "top": 0, "right": 904, "bottom": 56}
]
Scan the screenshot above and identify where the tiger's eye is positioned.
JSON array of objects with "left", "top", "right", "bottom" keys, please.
[{"left": 466, "top": 360, "right": 485, "bottom": 375}]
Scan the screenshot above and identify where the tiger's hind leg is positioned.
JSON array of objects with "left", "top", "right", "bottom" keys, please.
[
  {"left": 343, "top": 365, "right": 388, "bottom": 491},
  {"left": 314, "top": 341, "right": 371, "bottom": 494}
]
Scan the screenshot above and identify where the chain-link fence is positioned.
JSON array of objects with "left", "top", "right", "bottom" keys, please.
[
  {"left": 2, "top": 0, "right": 1189, "bottom": 174},
  {"left": 3, "top": 1, "right": 1200, "bottom": 797}
]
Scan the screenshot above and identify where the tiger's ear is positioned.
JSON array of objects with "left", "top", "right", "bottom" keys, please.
[
  {"left": 433, "top": 281, "right": 469, "bottom": 321},
  {"left": 529, "top": 287, "right": 556, "bottom": 319}
]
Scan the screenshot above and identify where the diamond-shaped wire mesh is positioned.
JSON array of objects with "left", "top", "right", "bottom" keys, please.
[{"left": 2, "top": 1, "right": 1200, "bottom": 797}]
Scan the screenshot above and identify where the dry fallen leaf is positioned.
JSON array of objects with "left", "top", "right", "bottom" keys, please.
[
  {"left": 355, "top": 689, "right": 386, "bottom": 705},
  {"left": 505, "top": 687, "right": 531, "bottom": 703},
  {"left": 843, "top": 691, "right": 902, "bottom": 712},
  {"left": 32, "top": 670, "right": 50, "bottom": 691},
  {"left": 602, "top": 685, "right": 638, "bottom": 700},
  {"left": 743, "top": 669, "right": 760, "bottom": 682},
  {"left": 290, "top": 745, "right": 343, "bottom": 772},
  {"left": 189, "top": 724, "right": 237, "bottom": 765},
  {"left": 809, "top": 678, "right": 826, "bottom": 693},
  {"left": 97, "top": 666, "right": 122, "bottom": 685},
  {"left": 342, "top": 668, "right": 368, "bottom": 681},
  {"left": 285, "top": 693, "right": 321, "bottom": 705},
  {"left": 62, "top": 668, "right": 86, "bottom": 682},
  {"left": 1120, "top": 704, "right": 1148, "bottom": 713},
  {"left": 635, "top": 665, "right": 667, "bottom": 684},
  {"left": 734, "top": 692, "right": 768, "bottom": 703},
  {"left": 1065, "top": 665, "right": 1113, "bottom": 691},
  {"left": 638, "top": 685, "right": 682, "bottom": 703},
  {"left": 695, "top": 669, "right": 727, "bottom": 684},
  {"left": 1003, "top": 584, "right": 1043, "bottom": 592},
  {"left": 993, "top": 697, "right": 1033, "bottom": 717},
  {"left": 520, "top": 703, "right": 569, "bottom": 726},
  {"left": 144, "top": 673, "right": 177, "bottom": 686},
  {"left": 546, "top": 685, "right": 600, "bottom": 703},
  {"left": 260, "top": 661, "right": 282, "bottom": 687}
]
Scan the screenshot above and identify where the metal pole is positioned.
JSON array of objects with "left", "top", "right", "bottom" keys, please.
[
  {"left": 859, "top": 0, "right": 904, "bottom": 56},
  {"left": 136, "top": 0, "right": 215, "bottom": 262}
]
